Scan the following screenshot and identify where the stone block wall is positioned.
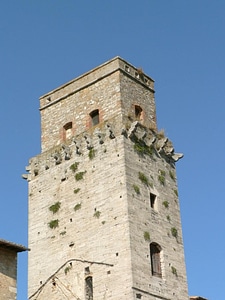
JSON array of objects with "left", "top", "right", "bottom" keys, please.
[{"left": 26, "top": 57, "right": 189, "bottom": 300}]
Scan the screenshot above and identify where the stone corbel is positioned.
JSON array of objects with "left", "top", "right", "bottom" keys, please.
[
  {"left": 95, "top": 130, "right": 104, "bottom": 144},
  {"left": 62, "top": 144, "right": 71, "bottom": 160},
  {"left": 172, "top": 153, "right": 184, "bottom": 162},
  {"left": 145, "top": 136, "right": 156, "bottom": 147},
  {"left": 156, "top": 137, "right": 168, "bottom": 153},
  {"left": 73, "top": 138, "right": 81, "bottom": 155},
  {"left": 128, "top": 121, "right": 139, "bottom": 138},
  {"left": 106, "top": 124, "right": 115, "bottom": 139},
  {"left": 84, "top": 134, "right": 93, "bottom": 149},
  {"left": 53, "top": 152, "right": 62, "bottom": 165}
]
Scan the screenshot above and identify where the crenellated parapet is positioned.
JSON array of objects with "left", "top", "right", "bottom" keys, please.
[{"left": 23, "top": 121, "right": 183, "bottom": 181}]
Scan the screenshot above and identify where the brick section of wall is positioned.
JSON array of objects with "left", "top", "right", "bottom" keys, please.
[
  {"left": 39, "top": 57, "right": 155, "bottom": 152},
  {"left": 0, "top": 248, "right": 17, "bottom": 300}
]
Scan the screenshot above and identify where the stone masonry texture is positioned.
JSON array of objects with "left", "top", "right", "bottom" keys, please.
[
  {"left": 25, "top": 57, "right": 189, "bottom": 299},
  {"left": 0, "top": 248, "right": 17, "bottom": 300}
]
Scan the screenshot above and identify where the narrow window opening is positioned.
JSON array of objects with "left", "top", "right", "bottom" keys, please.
[
  {"left": 125, "top": 65, "right": 130, "bottom": 73},
  {"left": 144, "top": 77, "right": 149, "bottom": 85},
  {"left": 150, "top": 193, "right": 157, "bottom": 209},
  {"left": 90, "top": 109, "right": 99, "bottom": 126},
  {"left": 85, "top": 276, "right": 93, "bottom": 300},
  {"left": 150, "top": 243, "right": 162, "bottom": 278},
  {"left": 63, "top": 122, "right": 73, "bottom": 140},
  {"left": 135, "top": 71, "right": 140, "bottom": 79},
  {"left": 135, "top": 105, "right": 143, "bottom": 121}
]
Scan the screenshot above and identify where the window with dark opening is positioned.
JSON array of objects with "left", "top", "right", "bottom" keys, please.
[
  {"left": 90, "top": 109, "right": 99, "bottom": 126},
  {"left": 63, "top": 122, "right": 72, "bottom": 140},
  {"left": 150, "top": 242, "right": 162, "bottom": 278},
  {"left": 85, "top": 276, "right": 93, "bottom": 300},
  {"left": 135, "top": 105, "right": 143, "bottom": 121},
  {"left": 150, "top": 193, "right": 157, "bottom": 209}
]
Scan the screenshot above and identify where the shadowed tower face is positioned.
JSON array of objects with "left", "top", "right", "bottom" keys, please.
[{"left": 25, "top": 57, "right": 189, "bottom": 300}]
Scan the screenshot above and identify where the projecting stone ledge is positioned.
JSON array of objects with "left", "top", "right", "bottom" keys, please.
[{"left": 126, "top": 121, "right": 184, "bottom": 163}]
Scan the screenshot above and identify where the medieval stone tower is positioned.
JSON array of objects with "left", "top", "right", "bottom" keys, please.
[{"left": 25, "top": 57, "right": 189, "bottom": 299}]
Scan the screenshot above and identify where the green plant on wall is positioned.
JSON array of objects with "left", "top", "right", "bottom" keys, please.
[
  {"left": 171, "top": 227, "right": 178, "bottom": 238},
  {"left": 74, "top": 188, "right": 80, "bottom": 194},
  {"left": 144, "top": 231, "right": 150, "bottom": 241},
  {"left": 133, "top": 138, "right": 154, "bottom": 157},
  {"left": 171, "top": 266, "right": 177, "bottom": 276},
  {"left": 133, "top": 184, "right": 140, "bottom": 195},
  {"left": 70, "top": 162, "right": 79, "bottom": 173},
  {"left": 158, "top": 169, "right": 166, "bottom": 186},
  {"left": 167, "top": 215, "right": 171, "bottom": 222},
  {"left": 174, "top": 189, "right": 178, "bottom": 196},
  {"left": 49, "top": 202, "right": 61, "bottom": 214},
  {"left": 74, "top": 203, "right": 82, "bottom": 211},
  {"left": 162, "top": 201, "right": 169, "bottom": 208},
  {"left": 138, "top": 172, "right": 149, "bottom": 186},
  {"left": 60, "top": 231, "right": 66, "bottom": 236},
  {"left": 48, "top": 219, "right": 59, "bottom": 229},
  {"left": 64, "top": 265, "right": 72, "bottom": 275},
  {"left": 93, "top": 210, "right": 101, "bottom": 218},
  {"left": 88, "top": 148, "right": 96, "bottom": 160},
  {"left": 169, "top": 170, "right": 175, "bottom": 181},
  {"left": 75, "top": 171, "right": 86, "bottom": 181}
]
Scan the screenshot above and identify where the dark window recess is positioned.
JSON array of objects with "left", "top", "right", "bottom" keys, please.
[
  {"left": 63, "top": 122, "right": 72, "bottom": 140},
  {"left": 150, "top": 243, "right": 162, "bottom": 278},
  {"left": 150, "top": 193, "right": 156, "bottom": 209},
  {"left": 135, "top": 105, "right": 143, "bottom": 121},
  {"left": 85, "top": 276, "right": 93, "bottom": 300},
  {"left": 90, "top": 109, "right": 99, "bottom": 126}
]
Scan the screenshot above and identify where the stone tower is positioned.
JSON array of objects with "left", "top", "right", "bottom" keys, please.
[{"left": 25, "top": 57, "right": 189, "bottom": 299}]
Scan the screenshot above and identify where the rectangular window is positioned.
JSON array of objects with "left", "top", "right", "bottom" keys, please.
[
  {"left": 150, "top": 193, "right": 156, "bottom": 209},
  {"left": 90, "top": 109, "right": 99, "bottom": 126}
]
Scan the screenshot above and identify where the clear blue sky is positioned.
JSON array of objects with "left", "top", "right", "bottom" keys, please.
[{"left": 1, "top": 1, "right": 225, "bottom": 299}]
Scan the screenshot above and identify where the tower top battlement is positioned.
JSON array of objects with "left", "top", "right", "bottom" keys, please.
[
  {"left": 39, "top": 56, "right": 155, "bottom": 110},
  {"left": 39, "top": 57, "right": 157, "bottom": 152}
]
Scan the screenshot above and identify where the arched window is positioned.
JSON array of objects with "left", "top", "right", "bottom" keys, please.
[
  {"left": 135, "top": 105, "right": 143, "bottom": 121},
  {"left": 63, "top": 122, "right": 72, "bottom": 140},
  {"left": 150, "top": 242, "right": 162, "bottom": 277},
  {"left": 90, "top": 109, "right": 99, "bottom": 126}
]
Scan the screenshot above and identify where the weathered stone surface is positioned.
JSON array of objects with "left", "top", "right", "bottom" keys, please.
[{"left": 26, "top": 57, "right": 188, "bottom": 300}]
